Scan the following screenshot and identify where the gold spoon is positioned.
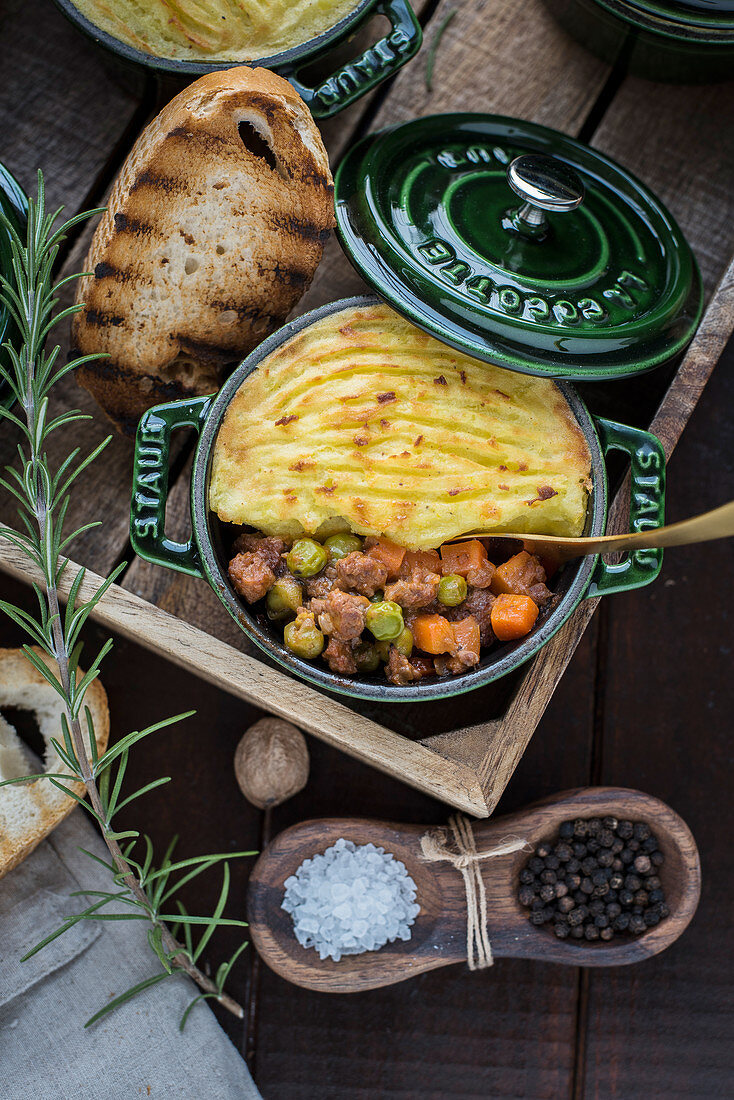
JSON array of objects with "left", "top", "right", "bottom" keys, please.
[{"left": 452, "top": 500, "right": 734, "bottom": 562}]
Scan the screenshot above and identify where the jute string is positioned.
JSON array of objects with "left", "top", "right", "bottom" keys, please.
[{"left": 420, "top": 815, "right": 530, "bottom": 970}]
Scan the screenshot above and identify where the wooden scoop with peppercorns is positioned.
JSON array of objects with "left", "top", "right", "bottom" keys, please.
[{"left": 246, "top": 787, "right": 700, "bottom": 993}]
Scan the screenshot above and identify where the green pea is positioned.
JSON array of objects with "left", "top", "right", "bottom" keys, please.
[
  {"left": 266, "top": 576, "right": 303, "bottom": 621},
  {"left": 370, "top": 590, "right": 385, "bottom": 603},
  {"left": 283, "top": 613, "right": 325, "bottom": 660},
  {"left": 365, "top": 600, "right": 404, "bottom": 642},
  {"left": 375, "top": 640, "right": 391, "bottom": 662},
  {"left": 286, "top": 538, "right": 328, "bottom": 578},
  {"left": 437, "top": 573, "right": 468, "bottom": 607},
  {"left": 354, "top": 642, "right": 381, "bottom": 673},
  {"left": 324, "top": 532, "right": 363, "bottom": 561},
  {"left": 393, "top": 626, "right": 413, "bottom": 658}
]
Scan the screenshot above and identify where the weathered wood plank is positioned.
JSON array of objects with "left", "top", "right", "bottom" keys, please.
[
  {"left": 0, "top": 0, "right": 144, "bottom": 215},
  {"left": 581, "top": 316, "right": 734, "bottom": 1100}
]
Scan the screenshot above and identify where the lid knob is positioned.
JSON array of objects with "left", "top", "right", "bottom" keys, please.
[{"left": 507, "top": 154, "right": 584, "bottom": 237}]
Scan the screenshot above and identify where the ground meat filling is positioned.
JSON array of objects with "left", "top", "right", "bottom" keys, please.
[
  {"left": 335, "top": 551, "right": 388, "bottom": 597},
  {"left": 323, "top": 637, "right": 358, "bottom": 675},
  {"left": 385, "top": 648, "right": 421, "bottom": 686},
  {"left": 232, "top": 533, "right": 286, "bottom": 574},
  {"left": 229, "top": 552, "right": 275, "bottom": 603},
  {"left": 312, "top": 589, "right": 369, "bottom": 643},
  {"left": 384, "top": 566, "right": 440, "bottom": 609},
  {"left": 227, "top": 529, "right": 562, "bottom": 683}
]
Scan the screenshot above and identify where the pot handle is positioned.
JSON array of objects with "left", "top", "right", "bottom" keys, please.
[
  {"left": 586, "top": 418, "right": 666, "bottom": 599},
  {"left": 130, "top": 396, "right": 213, "bottom": 579},
  {"left": 284, "top": 0, "right": 422, "bottom": 120}
]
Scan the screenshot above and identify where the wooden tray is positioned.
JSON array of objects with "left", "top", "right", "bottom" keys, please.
[{"left": 1, "top": 0, "right": 732, "bottom": 816}]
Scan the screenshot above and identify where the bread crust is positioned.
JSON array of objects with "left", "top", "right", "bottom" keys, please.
[
  {"left": 72, "top": 66, "right": 335, "bottom": 435},
  {"left": 0, "top": 648, "right": 110, "bottom": 879}
]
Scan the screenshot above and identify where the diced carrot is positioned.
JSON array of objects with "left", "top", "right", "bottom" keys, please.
[
  {"left": 490, "top": 550, "right": 546, "bottom": 596},
  {"left": 439, "top": 539, "right": 487, "bottom": 577},
  {"left": 451, "top": 616, "right": 480, "bottom": 657},
  {"left": 490, "top": 594, "right": 539, "bottom": 641},
  {"left": 368, "top": 537, "right": 406, "bottom": 578},
  {"left": 412, "top": 613, "right": 456, "bottom": 654},
  {"left": 402, "top": 549, "right": 442, "bottom": 574}
]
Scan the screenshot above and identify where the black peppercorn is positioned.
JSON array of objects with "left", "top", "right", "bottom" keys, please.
[
  {"left": 518, "top": 886, "right": 535, "bottom": 907},
  {"left": 518, "top": 816, "right": 669, "bottom": 946}
]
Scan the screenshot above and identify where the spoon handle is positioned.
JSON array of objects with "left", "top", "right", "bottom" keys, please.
[{"left": 464, "top": 500, "right": 734, "bottom": 559}]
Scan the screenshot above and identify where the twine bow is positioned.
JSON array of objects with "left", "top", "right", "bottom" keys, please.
[{"left": 420, "top": 814, "right": 530, "bottom": 970}]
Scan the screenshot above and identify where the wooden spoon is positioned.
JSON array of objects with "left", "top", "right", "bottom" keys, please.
[
  {"left": 246, "top": 787, "right": 700, "bottom": 993},
  {"left": 452, "top": 500, "right": 734, "bottom": 561}
]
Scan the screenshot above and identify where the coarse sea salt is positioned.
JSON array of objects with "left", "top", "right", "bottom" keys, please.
[{"left": 282, "top": 838, "right": 420, "bottom": 962}]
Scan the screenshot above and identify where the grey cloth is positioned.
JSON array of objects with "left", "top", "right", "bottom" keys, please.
[{"left": 0, "top": 808, "right": 261, "bottom": 1100}]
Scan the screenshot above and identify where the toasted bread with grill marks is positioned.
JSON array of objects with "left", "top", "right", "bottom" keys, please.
[
  {"left": 0, "top": 648, "right": 110, "bottom": 879},
  {"left": 71, "top": 66, "right": 335, "bottom": 435}
]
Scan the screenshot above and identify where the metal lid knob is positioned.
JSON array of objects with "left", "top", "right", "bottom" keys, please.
[{"left": 507, "top": 154, "right": 585, "bottom": 236}]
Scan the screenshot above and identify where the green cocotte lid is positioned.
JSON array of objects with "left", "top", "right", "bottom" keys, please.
[
  {"left": 0, "top": 164, "right": 28, "bottom": 409},
  {"left": 334, "top": 113, "right": 703, "bottom": 380}
]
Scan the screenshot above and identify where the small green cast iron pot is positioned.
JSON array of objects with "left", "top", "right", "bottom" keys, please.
[
  {"left": 0, "top": 164, "right": 28, "bottom": 411},
  {"left": 130, "top": 295, "right": 666, "bottom": 703},
  {"left": 543, "top": 0, "right": 734, "bottom": 82},
  {"left": 51, "top": 0, "right": 422, "bottom": 119}
]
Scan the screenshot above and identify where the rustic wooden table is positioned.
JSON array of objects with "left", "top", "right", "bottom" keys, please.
[{"left": 1, "top": 0, "right": 733, "bottom": 1096}]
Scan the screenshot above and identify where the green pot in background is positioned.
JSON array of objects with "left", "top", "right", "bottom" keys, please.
[
  {"left": 543, "top": 0, "right": 734, "bottom": 82},
  {"left": 51, "top": 0, "right": 422, "bottom": 118}
]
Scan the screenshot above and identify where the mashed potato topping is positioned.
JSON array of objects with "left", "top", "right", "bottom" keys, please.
[
  {"left": 209, "top": 304, "right": 592, "bottom": 552},
  {"left": 72, "top": 0, "right": 360, "bottom": 60}
]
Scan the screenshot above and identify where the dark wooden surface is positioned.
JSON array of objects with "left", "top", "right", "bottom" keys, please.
[{"left": 1, "top": 0, "right": 733, "bottom": 1096}]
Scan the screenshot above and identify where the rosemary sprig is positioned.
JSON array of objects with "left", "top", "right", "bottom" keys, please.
[{"left": 0, "top": 171, "right": 253, "bottom": 1029}]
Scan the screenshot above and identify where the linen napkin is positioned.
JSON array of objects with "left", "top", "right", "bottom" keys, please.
[{"left": 0, "top": 807, "right": 262, "bottom": 1100}]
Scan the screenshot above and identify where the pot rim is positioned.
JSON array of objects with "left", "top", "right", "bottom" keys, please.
[
  {"left": 52, "top": 0, "right": 379, "bottom": 75},
  {"left": 189, "top": 295, "right": 607, "bottom": 703}
]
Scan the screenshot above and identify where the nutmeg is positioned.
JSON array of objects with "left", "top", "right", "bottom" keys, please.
[{"left": 234, "top": 717, "right": 309, "bottom": 809}]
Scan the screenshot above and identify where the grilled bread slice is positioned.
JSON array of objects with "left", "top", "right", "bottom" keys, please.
[
  {"left": 210, "top": 303, "right": 593, "bottom": 550},
  {"left": 0, "top": 648, "right": 109, "bottom": 879},
  {"left": 72, "top": 66, "right": 334, "bottom": 435}
]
